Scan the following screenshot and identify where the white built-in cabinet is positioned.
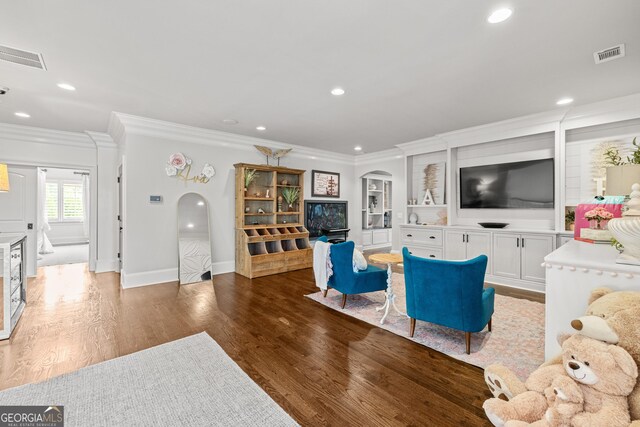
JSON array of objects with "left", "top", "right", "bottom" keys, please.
[
  {"left": 444, "top": 230, "right": 492, "bottom": 273},
  {"left": 361, "top": 174, "right": 392, "bottom": 249},
  {"left": 492, "top": 233, "right": 554, "bottom": 283}
]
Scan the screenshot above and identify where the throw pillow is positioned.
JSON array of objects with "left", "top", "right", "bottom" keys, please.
[{"left": 352, "top": 248, "right": 368, "bottom": 272}]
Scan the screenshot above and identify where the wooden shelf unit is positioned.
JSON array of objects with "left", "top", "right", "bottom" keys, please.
[{"left": 234, "top": 163, "right": 312, "bottom": 278}]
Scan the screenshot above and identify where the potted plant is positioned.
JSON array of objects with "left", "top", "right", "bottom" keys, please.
[
  {"left": 565, "top": 210, "right": 575, "bottom": 231},
  {"left": 244, "top": 169, "right": 258, "bottom": 195},
  {"left": 281, "top": 187, "right": 300, "bottom": 212},
  {"left": 604, "top": 137, "right": 640, "bottom": 196}
]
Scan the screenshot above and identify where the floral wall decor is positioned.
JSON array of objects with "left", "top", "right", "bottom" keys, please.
[{"left": 165, "top": 152, "right": 215, "bottom": 184}]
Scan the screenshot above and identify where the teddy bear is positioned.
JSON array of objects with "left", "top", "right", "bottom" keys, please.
[
  {"left": 501, "top": 376, "right": 583, "bottom": 427},
  {"left": 484, "top": 287, "right": 640, "bottom": 421},
  {"left": 483, "top": 334, "right": 638, "bottom": 427}
]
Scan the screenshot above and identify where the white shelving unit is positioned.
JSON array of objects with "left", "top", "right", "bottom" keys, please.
[
  {"left": 405, "top": 150, "right": 448, "bottom": 225},
  {"left": 361, "top": 174, "right": 392, "bottom": 249}
]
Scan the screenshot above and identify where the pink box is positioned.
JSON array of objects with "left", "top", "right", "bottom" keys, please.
[{"left": 574, "top": 203, "right": 623, "bottom": 238}]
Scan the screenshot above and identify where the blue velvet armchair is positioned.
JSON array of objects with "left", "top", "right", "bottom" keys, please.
[
  {"left": 317, "top": 236, "right": 388, "bottom": 308},
  {"left": 402, "top": 248, "right": 494, "bottom": 354}
]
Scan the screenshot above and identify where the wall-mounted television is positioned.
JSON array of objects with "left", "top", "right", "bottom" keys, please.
[
  {"left": 304, "top": 200, "right": 348, "bottom": 238},
  {"left": 459, "top": 158, "right": 554, "bottom": 209}
]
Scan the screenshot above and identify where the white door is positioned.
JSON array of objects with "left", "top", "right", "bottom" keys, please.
[
  {"left": 0, "top": 166, "right": 37, "bottom": 276},
  {"left": 444, "top": 230, "right": 466, "bottom": 260},
  {"left": 492, "top": 233, "right": 520, "bottom": 279},
  {"left": 521, "top": 234, "right": 554, "bottom": 283},
  {"left": 466, "top": 231, "right": 492, "bottom": 273}
]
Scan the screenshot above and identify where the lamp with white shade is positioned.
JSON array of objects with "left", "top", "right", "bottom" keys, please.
[
  {"left": 0, "top": 163, "right": 9, "bottom": 192},
  {"left": 608, "top": 183, "right": 640, "bottom": 265}
]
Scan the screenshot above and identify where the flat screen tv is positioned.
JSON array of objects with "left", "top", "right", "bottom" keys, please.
[
  {"left": 304, "top": 200, "right": 348, "bottom": 238},
  {"left": 459, "top": 158, "right": 554, "bottom": 209}
]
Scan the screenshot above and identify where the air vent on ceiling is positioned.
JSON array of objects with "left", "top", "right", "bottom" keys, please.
[
  {"left": 0, "top": 45, "right": 47, "bottom": 70},
  {"left": 593, "top": 44, "right": 625, "bottom": 64}
]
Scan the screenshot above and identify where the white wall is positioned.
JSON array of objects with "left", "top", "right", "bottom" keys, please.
[{"left": 115, "top": 116, "right": 355, "bottom": 287}]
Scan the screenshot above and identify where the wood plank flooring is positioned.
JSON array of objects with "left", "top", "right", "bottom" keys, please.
[{"left": 0, "top": 263, "right": 543, "bottom": 426}]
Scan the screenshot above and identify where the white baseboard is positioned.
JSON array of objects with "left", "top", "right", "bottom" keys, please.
[
  {"left": 51, "top": 238, "right": 89, "bottom": 246},
  {"left": 120, "top": 260, "right": 235, "bottom": 289},
  {"left": 95, "top": 258, "right": 119, "bottom": 273},
  {"left": 485, "top": 275, "right": 546, "bottom": 293}
]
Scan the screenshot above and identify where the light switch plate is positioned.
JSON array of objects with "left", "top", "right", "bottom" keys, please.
[{"left": 150, "top": 195, "right": 163, "bottom": 203}]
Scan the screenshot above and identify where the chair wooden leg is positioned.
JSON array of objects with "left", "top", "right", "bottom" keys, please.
[
  {"left": 465, "top": 332, "right": 471, "bottom": 355},
  {"left": 488, "top": 317, "right": 492, "bottom": 332},
  {"left": 341, "top": 293, "right": 347, "bottom": 309},
  {"left": 409, "top": 318, "right": 416, "bottom": 337},
  {"left": 322, "top": 289, "right": 328, "bottom": 298}
]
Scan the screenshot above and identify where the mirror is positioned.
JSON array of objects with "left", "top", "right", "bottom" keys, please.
[{"left": 178, "top": 193, "right": 212, "bottom": 285}]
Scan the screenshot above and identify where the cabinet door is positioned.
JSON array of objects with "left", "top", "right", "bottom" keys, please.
[
  {"left": 466, "top": 231, "right": 492, "bottom": 273},
  {"left": 372, "top": 229, "right": 388, "bottom": 245},
  {"left": 521, "top": 234, "right": 554, "bottom": 283},
  {"left": 444, "top": 230, "right": 467, "bottom": 260},
  {"left": 362, "top": 231, "right": 373, "bottom": 246},
  {"left": 492, "top": 233, "right": 521, "bottom": 279}
]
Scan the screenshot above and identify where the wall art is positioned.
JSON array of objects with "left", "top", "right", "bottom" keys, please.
[{"left": 165, "top": 152, "right": 215, "bottom": 184}]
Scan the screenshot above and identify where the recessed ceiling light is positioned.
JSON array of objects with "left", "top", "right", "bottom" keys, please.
[
  {"left": 395, "top": 155, "right": 403, "bottom": 159},
  {"left": 256, "top": 126, "right": 266, "bottom": 131},
  {"left": 556, "top": 97, "right": 574, "bottom": 106},
  {"left": 488, "top": 8, "right": 512, "bottom": 24},
  {"left": 197, "top": 201, "right": 205, "bottom": 206},
  {"left": 222, "top": 119, "right": 238, "bottom": 125},
  {"left": 354, "top": 146, "right": 362, "bottom": 151},
  {"left": 15, "top": 112, "right": 30, "bottom": 118},
  {"left": 309, "top": 156, "right": 317, "bottom": 160},
  {"left": 187, "top": 223, "right": 194, "bottom": 228},
  {"left": 331, "top": 87, "right": 345, "bottom": 96},
  {"left": 57, "top": 83, "right": 76, "bottom": 91}
]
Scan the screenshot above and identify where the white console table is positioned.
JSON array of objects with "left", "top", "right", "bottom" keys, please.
[{"left": 543, "top": 240, "right": 640, "bottom": 360}]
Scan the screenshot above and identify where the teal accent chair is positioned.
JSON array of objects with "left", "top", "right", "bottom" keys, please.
[
  {"left": 317, "top": 236, "right": 388, "bottom": 308},
  {"left": 402, "top": 247, "right": 494, "bottom": 354}
]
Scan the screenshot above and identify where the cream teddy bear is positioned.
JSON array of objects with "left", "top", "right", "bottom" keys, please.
[
  {"left": 483, "top": 334, "right": 638, "bottom": 427},
  {"left": 485, "top": 288, "right": 640, "bottom": 421}
]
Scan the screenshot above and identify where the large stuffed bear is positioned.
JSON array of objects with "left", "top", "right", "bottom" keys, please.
[
  {"left": 483, "top": 334, "right": 638, "bottom": 426},
  {"left": 484, "top": 288, "right": 640, "bottom": 422}
]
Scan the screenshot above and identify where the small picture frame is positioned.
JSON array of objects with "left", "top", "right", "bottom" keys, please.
[{"left": 311, "top": 170, "right": 340, "bottom": 198}]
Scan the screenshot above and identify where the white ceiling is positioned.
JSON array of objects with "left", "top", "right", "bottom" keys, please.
[{"left": 1, "top": 0, "right": 639, "bottom": 154}]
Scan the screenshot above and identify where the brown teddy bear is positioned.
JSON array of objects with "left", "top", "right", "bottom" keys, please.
[
  {"left": 485, "top": 288, "right": 640, "bottom": 421},
  {"left": 483, "top": 334, "right": 638, "bottom": 427}
]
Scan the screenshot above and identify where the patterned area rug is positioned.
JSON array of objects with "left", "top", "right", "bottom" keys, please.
[{"left": 307, "top": 274, "right": 544, "bottom": 379}]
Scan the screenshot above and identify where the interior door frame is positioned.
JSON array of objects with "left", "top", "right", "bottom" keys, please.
[{"left": 5, "top": 160, "right": 98, "bottom": 274}]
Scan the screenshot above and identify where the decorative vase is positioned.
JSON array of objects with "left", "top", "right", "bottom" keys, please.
[
  {"left": 277, "top": 196, "right": 283, "bottom": 212},
  {"left": 589, "top": 219, "right": 608, "bottom": 229},
  {"left": 608, "top": 183, "right": 640, "bottom": 261}
]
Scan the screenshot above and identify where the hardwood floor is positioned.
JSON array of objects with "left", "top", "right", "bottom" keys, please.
[{"left": 0, "top": 263, "right": 542, "bottom": 426}]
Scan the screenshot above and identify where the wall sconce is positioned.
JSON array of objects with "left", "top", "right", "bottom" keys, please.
[{"left": 0, "top": 164, "right": 9, "bottom": 192}]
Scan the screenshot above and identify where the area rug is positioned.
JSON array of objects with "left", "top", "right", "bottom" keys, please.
[
  {"left": 0, "top": 333, "right": 297, "bottom": 427},
  {"left": 307, "top": 274, "right": 544, "bottom": 379}
]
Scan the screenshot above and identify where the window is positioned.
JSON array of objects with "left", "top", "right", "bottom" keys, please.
[{"left": 45, "top": 180, "right": 84, "bottom": 222}]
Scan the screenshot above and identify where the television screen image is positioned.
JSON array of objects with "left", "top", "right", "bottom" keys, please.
[
  {"left": 459, "top": 158, "right": 554, "bottom": 209},
  {"left": 304, "top": 201, "right": 348, "bottom": 238}
]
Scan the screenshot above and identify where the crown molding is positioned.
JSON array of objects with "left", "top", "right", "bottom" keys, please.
[
  {"left": 354, "top": 148, "right": 404, "bottom": 166},
  {"left": 0, "top": 123, "right": 95, "bottom": 149},
  {"left": 110, "top": 112, "right": 355, "bottom": 165},
  {"left": 396, "top": 136, "right": 447, "bottom": 156},
  {"left": 561, "top": 92, "right": 640, "bottom": 131},
  {"left": 86, "top": 131, "right": 116, "bottom": 149}
]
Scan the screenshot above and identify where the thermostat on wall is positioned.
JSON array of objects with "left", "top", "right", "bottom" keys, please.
[{"left": 150, "top": 195, "right": 163, "bottom": 203}]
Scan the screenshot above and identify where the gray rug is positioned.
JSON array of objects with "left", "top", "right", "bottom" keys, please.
[{"left": 0, "top": 333, "right": 297, "bottom": 426}]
